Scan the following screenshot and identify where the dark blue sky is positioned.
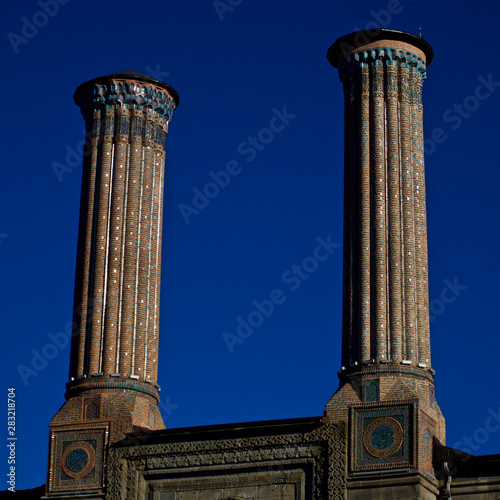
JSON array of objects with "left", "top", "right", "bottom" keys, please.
[{"left": 2, "top": 0, "right": 500, "bottom": 490}]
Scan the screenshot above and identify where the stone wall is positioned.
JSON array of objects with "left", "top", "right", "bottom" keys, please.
[{"left": 106, "top": 417, "right": 346, "bottom": 500}]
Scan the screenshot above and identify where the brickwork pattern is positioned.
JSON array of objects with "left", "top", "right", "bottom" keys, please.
[
  {"left": 69, "top": 76, "right": 176, "bottom": 385},
  {"left": 47, "top": 423, "right": 108, "bottom": 494},
  {"left": 325, "top": 30, "right": 442, "bottom": 487},
  {"left": 325, "top": 366, "right": 445, "bottom": 474},
  {"left": 50, "top": 389, "right": 160, "bottom": 443},
  {"left": 47, "top": 72, "right": 177, "bottom": 498},
  {"left": 336, "top": 46, "right": 430, "bottom": 367},
  {"left": 359, "top": 63, "right": 371, "bottom": 365},
  {"left": 325, "top": 35, "right": 445, "bottom": 478}
]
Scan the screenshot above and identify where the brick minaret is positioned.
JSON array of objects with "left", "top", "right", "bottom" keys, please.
[
  {"left": 46, "top": 71, "right": 178, "bottom": 497},
  {"left": 324, "top": 30, "right": 445, "bottom": 498}
]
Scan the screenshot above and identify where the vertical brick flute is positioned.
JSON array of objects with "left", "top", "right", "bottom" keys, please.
[
  {"left": 324, "top": 30, "right": 445, "bottom": 493},
  {"left": 331, "top": 33, "right": 431, "bottom": 369},
  {"left": 47, "top": 71, "right": 178, "bottom": 497}
]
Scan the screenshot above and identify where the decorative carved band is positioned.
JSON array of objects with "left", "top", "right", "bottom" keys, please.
[
  {"left": 339, "top": 363, "right": 434, "bottom": 383},
  {"left": 106, "top": 421, "right": 347, "bottom": 500},
  {"left": 75, "top": 79, "right": 177, "bottom": 123},
  {"left": 339, "top": 46, "right": 427, "bottom": 81},
  {"left": 65, "top": 377, "right": 160, "bottom": 402}
]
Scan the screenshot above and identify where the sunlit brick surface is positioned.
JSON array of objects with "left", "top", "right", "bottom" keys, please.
[
  {"left": 325, "top": 31, "right": 445, "bottom": 480},
  {"left": 68, "top": 78, "right": 176, "bottom": 384},
  {"left": 47, "top": 72, "right": 178, "bottom": 497},
  {"left": 332, "top": 40, "right": 431, "bottom": 367}
]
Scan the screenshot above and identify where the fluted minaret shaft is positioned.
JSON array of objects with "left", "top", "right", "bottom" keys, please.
[
  {"left": 332, "top": 39, "right": 432, "bottom": 370},
  {"left": 325, "top": 33, "right": 446, "bottom": 482},
  {"left": 68, "top": 73, "right": 178, "bottom": 392},
  {"left": 47, "top": 74, "right": 178, "bottom": 497}
]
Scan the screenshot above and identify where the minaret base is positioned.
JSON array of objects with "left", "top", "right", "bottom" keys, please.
[
  {"left": 46, "top": 384, "right": 164, "bottom": 496},
  {"left": 325, "top": 365, "right": 445, "bottom": 481},
  {"left": 45, "top": 71, "right": 178, "bottom": 498}
]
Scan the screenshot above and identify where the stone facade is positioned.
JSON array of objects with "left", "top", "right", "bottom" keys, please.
[{"left": 106, "top": 418, "right": 346, "bottom": 500}]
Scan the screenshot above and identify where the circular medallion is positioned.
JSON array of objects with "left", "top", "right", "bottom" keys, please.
[
  {"left": 67, "top": 448, "right": 88, "bottom": 472},
  {"left": 371, "top": 425, "right": 395, "bottom": 450},
  {"left": 363, "top": 417, "right": 403, "bottom": 458},
  {"left": 61, "top": 441, "right": 95, "bottom": 479}
]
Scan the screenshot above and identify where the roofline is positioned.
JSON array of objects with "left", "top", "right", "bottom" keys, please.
[
  {"left": 115, "top": 416, "right": 326, "bottom": 446},
  {"left": 327, "top": 29, "right": 433, "bottom": 68}
]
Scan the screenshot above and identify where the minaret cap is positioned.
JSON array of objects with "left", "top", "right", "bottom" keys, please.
[
  {"left": 73, "top": 69, "right": 179, "bottom": 107},
  {"left": 327, "top": 29, "right": 433, "bottom": 68}
]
